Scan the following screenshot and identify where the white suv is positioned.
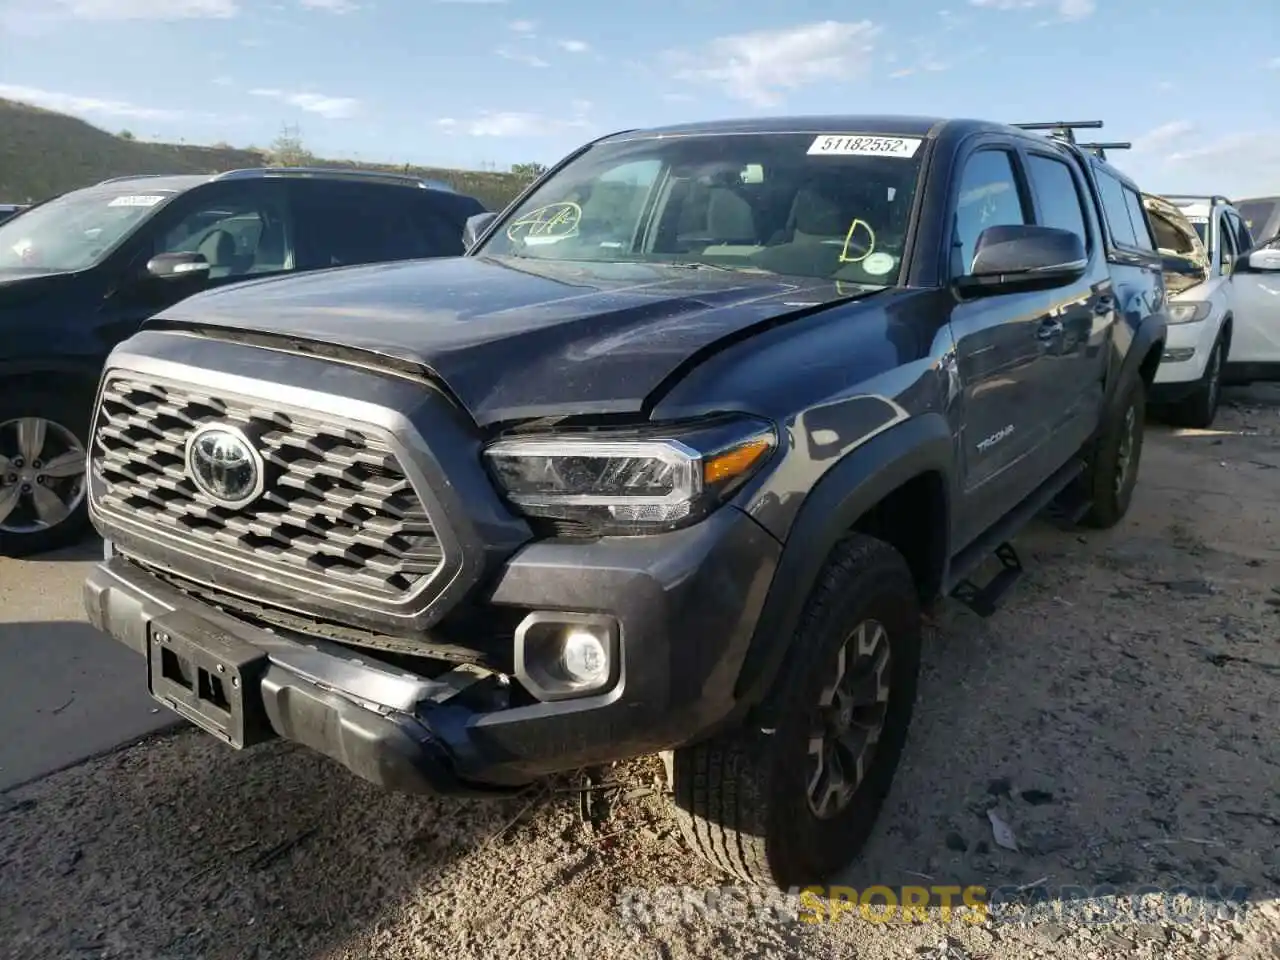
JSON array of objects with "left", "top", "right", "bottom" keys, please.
[{"left": 1142, "top": 194, "right": 1280, "bottom": 427}]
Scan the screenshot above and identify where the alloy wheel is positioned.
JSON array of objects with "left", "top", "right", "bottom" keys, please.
[
  {"left": 806, "top": 618, "right": 893, "bottom": 820},
  {"left": 0, "top": 417, "right": 87, "bottom": 535}
]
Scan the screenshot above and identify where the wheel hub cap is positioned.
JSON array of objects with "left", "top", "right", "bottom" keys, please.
[
  {"left": 0, "top": 417, "right": 87, "bottom": 535},
  {"left": 806, "top": 618, "right": 892, "bottom": 820}
]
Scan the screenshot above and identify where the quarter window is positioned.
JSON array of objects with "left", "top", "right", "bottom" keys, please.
[
  {"left": 1122, "top": 187, "right": 1156, "bottom": 251},
  {"left": 952, "top": 149, "right": 1027, "bottom": 275},
  {"left": 1094, "top": 170, "right": 1137, "bottom": 249},
  {"left": 1026, "top": 153, "right": 1089, "bottom": 249}
]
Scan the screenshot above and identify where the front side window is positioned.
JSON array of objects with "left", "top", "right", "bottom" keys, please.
[
  {"left": 1025, "top": 153, "right": 1089, "bottom": 248},
  {"left": 155, "top": 186, "right": 291, "bottom": 280},
  {"left": 475, "top": 132, "right": 928, "bottom": 285},
  {"left": 0, "top": 188, "right": 177, "bottom": 273},
  {"left": 951, "top": 149, "right": 1027, "bottom": 275}
]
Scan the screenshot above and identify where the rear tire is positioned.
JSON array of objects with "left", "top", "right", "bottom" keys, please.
[
  {"left": 1079, "top": 375, "right": 1145, "bottom": 529},
  {"left": 672, "top": 534, "right": 922, "bottom": 889},
  {"left": 0, "top": 384, "right": 94, "bottom": 558},
  {"left": 1164, "top": 334, "right": 1224, "bottom": 430}
]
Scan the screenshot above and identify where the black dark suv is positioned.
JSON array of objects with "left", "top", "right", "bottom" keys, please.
[
  {"left": 0, "top": 168, "right": 485, "bottom": 556},
  {"left": 83, "top": 116, "right": 1167, "bottom": 889}
]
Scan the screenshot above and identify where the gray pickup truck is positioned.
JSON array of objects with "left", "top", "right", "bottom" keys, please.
[{"left": 82, "top": 115, "right": 1167, "bottom": 890}]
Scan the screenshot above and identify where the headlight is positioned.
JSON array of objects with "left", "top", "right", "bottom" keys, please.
[
  {"left": 483, "top": 417, "right": 777, "bottom": 535},
  {"left": 1167, "top": 301, "right": 1211, "bottom": 324}
]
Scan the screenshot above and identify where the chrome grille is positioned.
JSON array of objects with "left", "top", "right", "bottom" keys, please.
[{"left": 91, "top": 374, "right": 442, "bottom": 598}]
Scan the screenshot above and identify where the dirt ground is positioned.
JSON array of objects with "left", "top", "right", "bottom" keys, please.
[{"left": 2, "top": 387, "right": 1279, "bottom": 960}]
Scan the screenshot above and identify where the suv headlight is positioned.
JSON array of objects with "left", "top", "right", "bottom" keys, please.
[
  {"left": 483, "top": 417, "right": 777, "bottom": 535},
  {"left": 1167, "top": 301, "right": 1211, "bottom": 324}
]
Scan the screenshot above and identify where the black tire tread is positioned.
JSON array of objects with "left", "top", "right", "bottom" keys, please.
[
  {"left": 673, "top": 533, "right": 918, "bottom": 887},
  {"left": 1080, "top": 375, "right": 1146, "bottom": 529}
]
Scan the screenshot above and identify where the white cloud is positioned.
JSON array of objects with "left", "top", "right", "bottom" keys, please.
[
  {"left": 495, "top": 46, "right": 548, "bottom": 67},
  {"left": 51, "top": 0, "right": 238, "bottom": 18},
  {"left": 558, "top": 39, "right": 589, "bottom": 53},
  {"left": 1132, "top": 120, "right": 1195, "bottom": 153},
  {"left": 299, "top": 0, "right": 358, "bottom": 11},
  {"left": 213, "top": 76, "right": 234, "bottom": 87},
  {"left": 968, "top": 0, "right": 1095, "bottom": 20},
  {"left": 0, "top": 82, "right": 184, "bottom": 120},
  {"left": 671, "top": 20, "right": 881, "bottom": 107},
  {"left": 432, "top": 0, "right": 508, "bottom": 3},
  {"left": 1268, "top": 57, "right": 1280, "bottom": 69},
  {"left": 249, "top": 87, "right": 360, "bottom": 119},
  {"left": 507, "top": 18, "right": 535, "bottom": 32},
  {"left": 662, "top": 92, "right": 695, "bottom": 102},
  {"left": 437, "top": 100, "right": 591, "bottom": 137}
]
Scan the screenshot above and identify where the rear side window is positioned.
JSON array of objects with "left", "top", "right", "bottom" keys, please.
[
  {"left": 291, "top": 184, "right": 436, "bottom": 269},
  {"left": 1025, "top": 153, "right": 1089, "bottom": 250},
  {"left": 952, "top": 149, "right": 1028, "bottom": 275},
  {"left": 1122, "top": 187, "right": 1156, "bottom": 251}
]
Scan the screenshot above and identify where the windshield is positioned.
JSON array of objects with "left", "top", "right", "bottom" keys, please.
[
  {"left": 0, "top": 188, "right": 176, "bottom": 273},
  {"left": 476, "top": 132, "right": 928, "bottom": 285},
  {"left": 1237, "top": 200, "right": 1278, "bottom": 243}
]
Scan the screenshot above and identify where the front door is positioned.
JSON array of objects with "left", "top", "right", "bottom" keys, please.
[
  {"left": 102, "top": 179, "right": 295, "bottom": 337},
  {"left": 946, "top": 143, "right": 1075, "bottom": 549}
]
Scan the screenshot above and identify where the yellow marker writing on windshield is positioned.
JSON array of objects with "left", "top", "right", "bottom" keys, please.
[
  {"left": 506, "top": 201, "right": 582, "bottom": 241},
  {"left": 838, "top": 219, "right": 876, "bottom": 264}
]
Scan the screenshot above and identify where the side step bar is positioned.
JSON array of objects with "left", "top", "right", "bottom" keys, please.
[{"left": 944, "top": 458, "right": 1088, "bottom": 617}]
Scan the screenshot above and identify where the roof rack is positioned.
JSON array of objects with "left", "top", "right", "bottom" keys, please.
[
  {"left": 1011, "top": 120, "right": 1104, "bottom": 145},
  {"left": 94, "top": 173, "right": 178, "bottom": 186},
  {"left": 1077, "top": 141, "right": 1131, "bottom": 161},
  {"left": 212, "top": 167, "right": 456, "bottom": 191},
  {"left": 1163, "top": 193, "right": 1233, "bottom": 208}
]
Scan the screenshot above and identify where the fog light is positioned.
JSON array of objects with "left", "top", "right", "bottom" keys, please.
[
  {"left": 515, "top": 612, "right": 619, "bottom": 702},
  {"left": 1163, "top": 347, "right": 1196, "bottom": 363},
  {"left": 561, "top": 630, "right": 609, "bottom": 686}
]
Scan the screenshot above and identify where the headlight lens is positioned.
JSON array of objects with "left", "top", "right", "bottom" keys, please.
[
  {"left": 1167, "top": 301, "right": 1211, "bottom": 324},
  {"left": 484, "top": 417, "right": 777, "bottom": 535}
]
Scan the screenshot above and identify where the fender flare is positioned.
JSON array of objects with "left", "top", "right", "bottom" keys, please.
[
  {"left": 0, "top": 357, "right": 104, "bottom": 382},
  {"left": 1105, "top": 313, "right": 1166, "bottom": 417},
  {"left": 732, "top": 412, "right": 955, "bottom": 726}
]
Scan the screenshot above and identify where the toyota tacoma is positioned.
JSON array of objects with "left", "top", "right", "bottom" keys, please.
[{"left": 82, "top": 115, "right": 1167, "bottom": 890}]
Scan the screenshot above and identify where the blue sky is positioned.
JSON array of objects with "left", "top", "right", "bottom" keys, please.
[{"left": 1, "top": 0, "right": 1277, "bottom": 196}]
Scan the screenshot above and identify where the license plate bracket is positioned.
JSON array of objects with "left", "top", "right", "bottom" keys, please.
[{"left": 146, "top": 611, "right": 274, "bottom": 749}]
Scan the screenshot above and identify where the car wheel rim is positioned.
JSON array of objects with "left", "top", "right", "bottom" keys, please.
[
  {"left": 806, "top": 618, "right": 892, "bottom": 820},
  {"left": 1113, "top": 404, "right": 1137, "bottom": 498},
  {"left": 0, "top": 417, "right": 87, "bottom": 535}
]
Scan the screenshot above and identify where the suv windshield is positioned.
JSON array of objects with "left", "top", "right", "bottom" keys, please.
[
  {"left": 0, "top": 187, "right": 177, "bottom": 273},
  {"left": 1237, "top": 200, "right": 1278, "bottom": 244},
  {"left": 476, "top": 132, "right": 927, "bottom": 285}
]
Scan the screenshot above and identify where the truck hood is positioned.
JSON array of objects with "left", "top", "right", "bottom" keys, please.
[
  {"left": 150, "top": 255, "right": 885, "bottom": 426},
  {"left": 1143, "top": 194, "right": 1210, "bottom": 297}
]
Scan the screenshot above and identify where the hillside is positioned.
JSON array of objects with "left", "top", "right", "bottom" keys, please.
[{"left": 0, "top": 98, "right": 532, "bottom": 211}]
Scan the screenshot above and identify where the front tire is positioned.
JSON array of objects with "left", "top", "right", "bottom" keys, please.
[
  {"left": 672, "top": 534, "right": 922, "bottom": 889},
  {"left": 1079, "top": 375, "right": 1146, "bottom": 529},
  {"left": 0, "top": 385, "right": 93, "bottom": 558},
  {"left": 1165, "top": 334, "right": 1224, "bottom": 429}
]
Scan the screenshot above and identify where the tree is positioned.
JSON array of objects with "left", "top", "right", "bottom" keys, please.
[
  {"left": 511, "top": 162, "right": 548, "bottom": 179},
  {"left": 269, "top": 124, "right": 315, "bottom": 167},
  {"left": 118, "top": 129, "right": 135, "bottom": 141}
]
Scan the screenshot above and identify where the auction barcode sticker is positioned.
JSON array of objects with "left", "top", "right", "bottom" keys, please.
[
  {"left": 107, "top": 195, "right": 167, "bottom": 208},
  {"left": 807, "top": 135, "right": 923, "bottom": 158}
]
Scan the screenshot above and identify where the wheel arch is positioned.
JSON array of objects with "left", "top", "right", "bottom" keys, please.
[{"left": 731, "top": 413, "right": 954, "bottom": 727}]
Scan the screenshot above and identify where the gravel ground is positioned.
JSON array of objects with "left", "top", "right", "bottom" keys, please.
[{"left": 2, "top": 388, "right": 1279, "bottom": 960}]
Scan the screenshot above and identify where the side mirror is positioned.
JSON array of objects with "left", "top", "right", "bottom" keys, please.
[
  {"left": 1242, "top": 247, "right": 1280, "bottom": 273},
  {"left": 146, "top": 251, "right": 211, "bottom": 279},
  {"left": 955, "top": 224, "right": 1087, "bottom": 295},
  {"left": 462, "top": 212, "right": 499, "bottom": 251}
]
